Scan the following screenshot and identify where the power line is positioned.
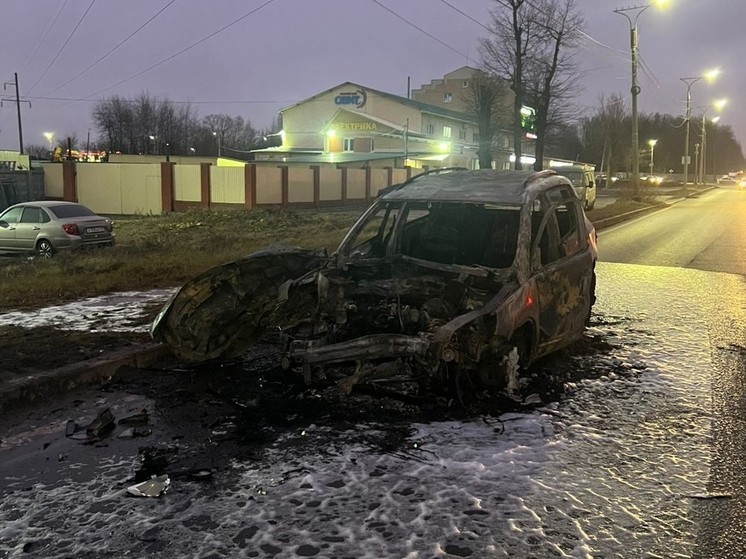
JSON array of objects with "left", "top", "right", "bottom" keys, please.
[
  {"left": 81, "top": 0, "right": 278, "bottom": 100},
  {"left": 46, "top": 0, "right": 178, "bottom": 95},
  {"left": 437, "top": 0, "right": 491, "bottom": 32},
  {"left": 19, "top": 0, "right": 69, "bottom": 76},
  {"left": 26, "top": 95, "right": 293, "bottom": 105},
  {"left": 369, "top": 0, "right": 472, "bottom": 61},
  {"left": 25, "top": 0, "right": 97, "bottom": 96}
]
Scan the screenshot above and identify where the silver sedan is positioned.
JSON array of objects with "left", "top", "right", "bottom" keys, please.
[{"left": 0, "top": 201, "right": 115, "bottom": 258}]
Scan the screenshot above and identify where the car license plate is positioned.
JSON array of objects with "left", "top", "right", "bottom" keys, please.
[{"left": 87, "top": 227, "right": 105, "bottom": 234}]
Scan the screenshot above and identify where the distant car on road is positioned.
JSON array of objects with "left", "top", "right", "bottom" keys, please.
[
  {"left": 553, "top": 165, "right": 597, "bottom": 210},
  {"left": 0, "top": 201, "right": 114, "bottom": 258}
]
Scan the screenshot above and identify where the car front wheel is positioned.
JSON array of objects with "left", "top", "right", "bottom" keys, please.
[{"left": 36, "top": 239, "right": 54, "bottom": 258}]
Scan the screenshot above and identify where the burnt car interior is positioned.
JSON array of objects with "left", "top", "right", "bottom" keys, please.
[{"left": 349, "top": 201, "right": 521, "bottom": 269}]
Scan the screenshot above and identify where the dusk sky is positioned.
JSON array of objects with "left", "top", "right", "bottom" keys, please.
[{"left": 1, "top": 0, "right": 743, "bottom": 154}]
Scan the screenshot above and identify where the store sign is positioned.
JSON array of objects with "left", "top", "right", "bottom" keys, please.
[
  {"left": 335, "top": 122, "right": 377, "bottom": 131},
  {"left": 334, "top": 88, "right": 367, "bottom": 109}
]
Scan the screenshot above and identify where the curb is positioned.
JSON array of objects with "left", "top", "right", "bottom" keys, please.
[
  {"left": 593, "top": 203, "right": 668, "bottom": 230},
  {"left": 0, "top": 344, "right": 173, "bottom": 416},
  {"left": 593, "top": 186, "right": 715, "bottom": 230}
]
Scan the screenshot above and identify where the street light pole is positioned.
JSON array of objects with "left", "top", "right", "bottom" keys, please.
[
  {"left": 648, "top": 139, "right": 657, "bottom": 176},
  {"left": 699, "top": 110, "right": 709, "bottom": 185},
  {"left": 698, "top": 100, "right": 726, "bottom": 184},
  {"left": 614, "top": 5, "right": 649, "bottom": 198},
  {"left": 680, "top": 69, "right": 719, "bottom": 188},
  {"left": 212, "top": 131, "right": 221, "bottom": 157},
  {"left": 680, "top": 77, "right": 700, "bottom": 188}
]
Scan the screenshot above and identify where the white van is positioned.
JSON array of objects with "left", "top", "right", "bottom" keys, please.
[{"left": 553, "top": 166, "right": 597, "bottom": 210}]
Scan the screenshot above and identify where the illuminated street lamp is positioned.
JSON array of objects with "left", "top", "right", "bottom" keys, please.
[
  {"left": 613, "top": 3, "right": 666, "bottom": 196},
  {"left": 681, "top": 68, "right": 719, "bottom": 187},
  {"left": 699, "top": 98, "right": 726, "bottom": 184},
  {"left": 212, "top": 131, "right": 221, "bottom": 157},
  {"left": 43, "top": 131, "right": 54, "bottom": 151},
  {"left": 648, "top": 139, "right": 657, "bottom": 176}
]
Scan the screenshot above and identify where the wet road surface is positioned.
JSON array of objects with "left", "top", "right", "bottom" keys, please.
[{"left": 1, "top": 261, "right": 745, "bottom": 558}]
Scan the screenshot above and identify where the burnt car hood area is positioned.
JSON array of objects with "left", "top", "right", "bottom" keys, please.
[{"left": 151, "top": 169, "right": 598, "bottom": 399}]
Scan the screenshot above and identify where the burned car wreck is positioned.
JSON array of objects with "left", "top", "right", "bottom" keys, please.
[{"left": 151, "top": 169, "right": 597, "bottom": 396}]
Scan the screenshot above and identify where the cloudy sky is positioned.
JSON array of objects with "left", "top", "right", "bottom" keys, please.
[{"left": 1, "top": 0, "right": 743, "bottom": 153}]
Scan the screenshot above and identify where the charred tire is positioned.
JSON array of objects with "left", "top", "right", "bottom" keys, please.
[{"left": 36, "top": 239, "right": 54, "bottom": 259}]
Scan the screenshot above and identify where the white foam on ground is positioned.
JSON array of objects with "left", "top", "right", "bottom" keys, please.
[{"left": 0, "top": 289, "right": 174, "bottom": 333}]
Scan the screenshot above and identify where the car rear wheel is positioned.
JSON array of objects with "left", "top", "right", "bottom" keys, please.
[{"left": 36, "top": 239, "right": 54, "bottom": 258}]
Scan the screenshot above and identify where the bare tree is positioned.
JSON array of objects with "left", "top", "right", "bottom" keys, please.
[
  {"left": 524, "top": 0, "right": 584, "bottom": 170},
  {"left": 480, "top": 0, "right": 540, "bottom": 170},
  {"left": 25, "top": 144, "right": 48, "bottom": 159},
  {"left": 480, "top": 0, "right": 583, "bottom": 170},
  {"left": 202, "top": 114, "right": 258, "bottom": 157},
  {"left": 461, "top": 71, "right": 511, "bottom": 169},
  {"left": 580, "top": 94, "right": 628, "bottom": 186}
]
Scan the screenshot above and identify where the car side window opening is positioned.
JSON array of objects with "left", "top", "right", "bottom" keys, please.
[
  {"left": 1, "top": 207, "right": 23, "bottom": 224},
  {"left": 546, "top": 188, "right": 582, "bottom": 257},
  {"left": 531, "top": 198, "right": 564, "bottom": 269},
  {"left": 20, "top": 207, "right": 44, "bottom": 224},
  {"left": 348, "top": 205, "right": 399, "bottom": 258}
]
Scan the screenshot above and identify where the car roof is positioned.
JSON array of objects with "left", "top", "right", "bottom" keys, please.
[
  {"left": 3, "top": 201, "right": 85, "bottom": 211},
  {"left": 5, "top": 200, "right": 83, "bottom": 208},
  {"left": 382, "top": 169, "right": 571, "bottom": 205}
]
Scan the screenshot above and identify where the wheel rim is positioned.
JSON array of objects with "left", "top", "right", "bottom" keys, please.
[{"left": 37, "top": 241, "right": 53, "bottom": 258}]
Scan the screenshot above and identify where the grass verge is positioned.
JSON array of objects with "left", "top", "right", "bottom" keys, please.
[
  {"left": 0, "top": 208, "right": 363, "bottom": 311},
  {"left": 0, "top": 195, "right": 668, "bottom": 312}
]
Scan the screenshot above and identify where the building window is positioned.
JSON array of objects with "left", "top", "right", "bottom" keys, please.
[
  {"left": 427, "top": 123, "right": 435, "bottom": 135},
  {"left": 462, "top": 80, "right": 469, "bottom": 88},
  {"left": 443, "top": 126, "right": 452, "bottom": 139},
  {"left": 343, "top": 138, "right": 354, "bottom": 151},
  {"left": 458, "top": 128, "right": 467, "bottom": 140},
  {"left": 370, "top": 139, "right": 375, "bottom": 151},
  {"left": 473, "top": 132, "right": 480, "bottom": 143},
  {"left": 443, "top": 92, "right": 453, "bottom": 103}
]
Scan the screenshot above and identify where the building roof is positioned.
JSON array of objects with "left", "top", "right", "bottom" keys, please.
[{"left": 282, "top": 81, "right": 474, "bottom": 124}]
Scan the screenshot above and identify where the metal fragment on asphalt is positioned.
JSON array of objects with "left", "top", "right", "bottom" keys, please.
[{"left": 127, "top": 474, "right": 171, "bottom": 497}]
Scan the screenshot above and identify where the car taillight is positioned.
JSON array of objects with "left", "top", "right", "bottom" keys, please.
[{"left": 62, "top": 223, "right": 80, "bottom": 235}]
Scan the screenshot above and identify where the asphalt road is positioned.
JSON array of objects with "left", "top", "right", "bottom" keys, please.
[
  {"left": 599, "top": 186, "right": 746, "bottom": 274},
  {"left": 599, "top": 185, "right": 746, "bottom": 558}
]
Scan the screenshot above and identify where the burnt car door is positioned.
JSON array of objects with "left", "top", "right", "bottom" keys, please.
[{"left": 529, "top": 186, "right": 593, "bottom": 355}]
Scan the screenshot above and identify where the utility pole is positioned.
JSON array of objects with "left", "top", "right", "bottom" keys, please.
[
  {"left": 614, "top": 5, "right": 649, "bottom": 199},
  {"left": 680, "top": 70, "right": 719, "bottom": 189},
  {"left": 403, "top": 118, "right": 409, "bottom": 165},
  {"left": 2, "top": 73, "right": 31, "bottom": 154},
  {"left": 680, "top": 77, "right": 700, "bottom": 189}
]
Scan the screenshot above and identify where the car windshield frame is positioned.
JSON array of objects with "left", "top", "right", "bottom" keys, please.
[{"left": 339, "top": 198, "right": 523, "bottom": 274}]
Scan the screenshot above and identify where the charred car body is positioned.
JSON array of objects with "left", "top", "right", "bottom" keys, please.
[{"left": 151, "top": 169, "right": 597, "bottom": 395}]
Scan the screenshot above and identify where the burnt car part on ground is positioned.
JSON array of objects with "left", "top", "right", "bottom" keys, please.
[{"left": 151, "top": 170, "right": 597, "bottom": 398}]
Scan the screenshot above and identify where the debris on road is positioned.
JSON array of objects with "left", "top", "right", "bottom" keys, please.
[
  {"left": 126, "top": 474, "right": 171, "bottom": 498},
  {"left": 84, "top": 407, "right": 115, "bottom": 441}
]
